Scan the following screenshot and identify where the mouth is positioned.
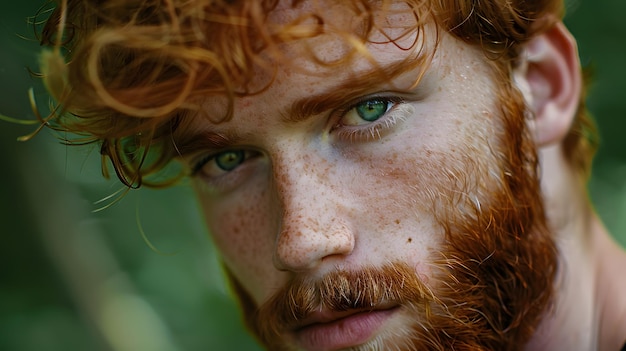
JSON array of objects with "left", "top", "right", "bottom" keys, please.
[{"left": 292, "top": 306, "right": 400, "bottom": 351}]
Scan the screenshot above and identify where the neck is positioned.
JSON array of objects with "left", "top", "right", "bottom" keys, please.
[
  {"left": 526, "top": 144, "right": 626, "bottom": 351},
  {"left": 593, "top": 217, "right": 626, "bottom": 350}
]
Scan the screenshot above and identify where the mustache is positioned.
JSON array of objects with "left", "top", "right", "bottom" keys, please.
[{"left": 253, "top": 262, "right": 437, "bottom": 345}]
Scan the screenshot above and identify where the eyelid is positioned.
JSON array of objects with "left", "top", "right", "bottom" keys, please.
[
  {"left": 190, "top": 148, "right": 254, "bottom": 176},
  {"left": 190, "top": 148, "right": 264, "bottom": 194},
  {"left": 330, "top": 94, "right": 409, "bottom": 141},
  {"left": 334, "top": 94, "right": 405, "bottom": 119}
]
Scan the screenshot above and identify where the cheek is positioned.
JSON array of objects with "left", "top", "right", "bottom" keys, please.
[
  {"left": 341, "top": 142, "right": 451, "bottom": 255},
  {"left": 212, "top": 204, "right": 265, "bottom": 264},
  {"left": 351, "top": 108, "right": 497, "bottom": 225},
  {"left": 197, "top": 184, "right": 278, "bottom": 303}
]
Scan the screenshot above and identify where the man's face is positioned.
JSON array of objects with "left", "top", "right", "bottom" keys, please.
[{"left": 183, "top": 5, "right": 556, "bottom": 350}]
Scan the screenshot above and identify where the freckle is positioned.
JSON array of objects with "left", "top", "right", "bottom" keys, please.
[
  {"left": 407, "top": 237, "right": 412, "bottom": 243},
  {"left": 395, "top": 219, "right": 400, "bottom": 225}
]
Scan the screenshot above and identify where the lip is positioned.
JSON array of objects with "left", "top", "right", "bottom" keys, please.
[{"left": 293, "top": 306, "right": 399, "bottom": 351}]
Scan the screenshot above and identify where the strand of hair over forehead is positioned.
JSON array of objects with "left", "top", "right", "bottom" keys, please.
[
  {"left": 31, "top": 0, "right": 597, "bottom": 192},
  {"left": 43, "top": 0, "right": 429, "bottom": 120},
  {"left": 40, "top": 0, "right": 559, "bottom": 124},
  {"left": 32, "top": 0, "right": 435, "bottom": 189}
]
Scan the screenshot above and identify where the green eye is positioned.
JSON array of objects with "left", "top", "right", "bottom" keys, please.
[
  {"left": 355, "top": 99, "right": 389, "bottom": 122},
  {"left": 215, "top": 150, "right": 245, "bottom": 171}
]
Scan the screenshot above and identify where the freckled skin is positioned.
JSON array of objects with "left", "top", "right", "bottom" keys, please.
[
  {"left": 193, "top": 27, "right": 501, "bottom": 306},
  {"left": 189, "top": 19, "right": 535, "bottom": 348}
]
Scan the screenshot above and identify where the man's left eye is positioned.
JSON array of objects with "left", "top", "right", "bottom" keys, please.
[
  {"left": 356, "top": 99, "right": 390, "bottom": 121},
  {"left": 343, "top": 98, "right": 395, "bottom": 126}
]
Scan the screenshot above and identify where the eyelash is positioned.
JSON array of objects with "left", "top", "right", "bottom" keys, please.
[
  {"left": 190, "top": 149, "right": 258, "bottom": 186},
  {"left": 332, "top": 95, "right": 406, "bottom": 142}
]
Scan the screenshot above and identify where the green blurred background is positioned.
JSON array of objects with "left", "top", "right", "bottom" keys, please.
[{"left": 1, "top": 1, "right": 625, "bottom": 350}]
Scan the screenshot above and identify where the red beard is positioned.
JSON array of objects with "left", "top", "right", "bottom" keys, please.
[{"left": 226, "top": 76, "right": 558, "bottom": 350}]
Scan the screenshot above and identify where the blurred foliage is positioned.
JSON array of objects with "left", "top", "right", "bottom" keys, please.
[{"left": 1, "top": 1, "right": 625, "bottom": 350}]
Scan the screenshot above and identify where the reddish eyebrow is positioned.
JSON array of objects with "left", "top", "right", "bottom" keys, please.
[
  {"left": 173, "top": 130, "right": 243, "bottom": 157},
  {"left": 285, "top": 59, "right": 422, "bottom": 123}
]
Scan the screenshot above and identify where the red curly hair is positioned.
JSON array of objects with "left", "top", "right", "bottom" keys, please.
[{"left": 37, "top": 0, "right": 596, "bottom": 188}]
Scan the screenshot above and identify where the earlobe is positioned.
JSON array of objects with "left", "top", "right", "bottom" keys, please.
[{"left": 516, "top": 22, "right": 582, "bottom": 146}]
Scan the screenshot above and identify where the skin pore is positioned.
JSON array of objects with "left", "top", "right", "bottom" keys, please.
[{"left": 183, "top": 7, "right": 561, "bottom": 349}]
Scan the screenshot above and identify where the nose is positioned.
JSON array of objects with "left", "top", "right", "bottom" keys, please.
[{"left": 271, "top": 151, "right": 355, "bottom": 272}]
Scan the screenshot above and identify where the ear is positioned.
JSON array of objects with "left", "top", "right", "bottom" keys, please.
[{"left": 514, "top": 22, "right": 582, "bottom": 146}]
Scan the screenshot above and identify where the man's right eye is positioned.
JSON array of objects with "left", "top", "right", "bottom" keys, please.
[
  {"left": 214, "top": 150, "right": 245, "bottom": 171},
  {"left": 192, "top": 149, "right": 252, "bottom": 177}
]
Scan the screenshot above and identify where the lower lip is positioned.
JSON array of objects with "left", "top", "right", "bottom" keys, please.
[{"left": 294, "top": 308, "right": 397, "bottom": 351}]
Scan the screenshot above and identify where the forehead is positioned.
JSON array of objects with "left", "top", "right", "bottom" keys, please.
[
  {"left": 187, "top": 1, "right": 436, "bottom": 118},
  {"left": 265, "top": 0, "right": 427, "bottom": 63}
]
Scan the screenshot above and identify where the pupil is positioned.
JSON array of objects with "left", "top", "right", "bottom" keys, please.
[
  {"left": 356, "top": 100, "right": 387, "bottom": 122},
  {"left": 216, "top": 150, "right": 244, "bottom": 171}
]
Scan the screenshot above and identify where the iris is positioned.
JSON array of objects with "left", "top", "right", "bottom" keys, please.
[
  {"left": 215, "top": 150, "right": 245, "bottom": 171},
  {"left": 355, "top": 100, "right": 389, "bottom": 122}
]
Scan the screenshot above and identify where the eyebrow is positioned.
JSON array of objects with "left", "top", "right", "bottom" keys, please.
[
  {"left": 285, "top": 59, "right": 426, "bottom": 123},
  {"left": 172, "top": 130, "right": 244, "bottom": 158}
]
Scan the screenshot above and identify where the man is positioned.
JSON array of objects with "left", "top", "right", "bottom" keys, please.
[{"left": 32, "top": 0, "right": 626, "bottom": 350}]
